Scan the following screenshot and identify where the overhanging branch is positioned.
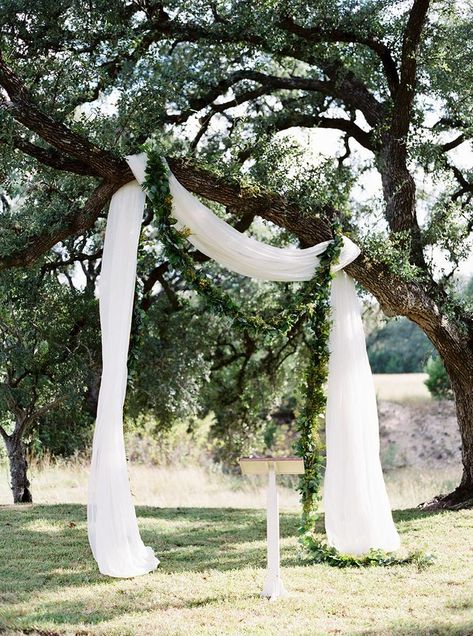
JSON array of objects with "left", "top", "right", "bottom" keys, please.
[
  {"left": 391, "top": 0, "right": 431, "bottom": 139},
  {"left": 0, "top": 180, "right": 122, "bottom": 268},
  {"left": 0, "top": 54, "right": 128, "bottom": 182},
  {"left": 278, "top": 14, "right": 400, "bottom": 96},
  {"left": 1, "top": 133, "right": 98, "bottom": 176}
]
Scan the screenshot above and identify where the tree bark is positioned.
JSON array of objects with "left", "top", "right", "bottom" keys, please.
[
  {"left": 453, "top": 378, "right": 473, "bottom": 503},
  {"left": 417, "top": 330, "right": 473, "bottom": 508},
  {"left": 420, "top": 362, "right": 473, "bottom": 509},
  {"left": 5, "top": 434, "right": 32, "bottom": 504}
]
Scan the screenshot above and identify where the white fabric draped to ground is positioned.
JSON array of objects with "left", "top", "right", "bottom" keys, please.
[{"left": 87, "top": 154, "right": 400, "bottom": 578}]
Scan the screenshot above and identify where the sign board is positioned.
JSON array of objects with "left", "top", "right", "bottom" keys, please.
[
  {"left": 238, "top": 455, "right": 305, "bottom": 600},
  {"left": 239, "top": 456, "right": 305, "bottom": 476}
]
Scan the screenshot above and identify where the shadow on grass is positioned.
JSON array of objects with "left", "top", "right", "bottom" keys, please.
[
  {"left": 0, "top": 504, "right": 307, "bottom": 592},
  {"left": 0, "top": 503, "right": 441, "bottom": 595},
  {"left": 0, "top": 503, "right": 302, "bottom": 628},
  {"left": 0, "top": 503, "right": 468, "bottom": 633},
  {"left": 392, "top": 507, "right": 456, "bottom": 523}
]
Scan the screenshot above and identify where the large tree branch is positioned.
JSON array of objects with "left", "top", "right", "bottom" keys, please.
[
  {"left": 0, "top": 54, "right": 128, "bottom": 182},
  {"left": 0, "top": 133, "right": 465, "bottom": 374},
  {"left": 441, "top": 134, "right": 466, "bottom": 153},
  {"left": 16, "top": 396, "right": 64, "bottom": 438},
  {"left": 278, "top": 14, "right": 400, "bottom": 96},
  {"left": 263, "top": 112, "right": 375, "bottom": 151},
  {"left": 0, "top": 423, "right": 8, "bottom": 442},
  {"left": 206, "top": 69, "right": 383, "bottom": 129},
  {"left": 166, "top": 80, "right": 273, "bottom": 125},
  {"left": 166, "top": 158, "right": 461, "bottom": 347},
  {"left": 0, "top": 133, "right": 98, "bottom": 176},
  {"left": 142, "top": 8, "right": 384, "bottom": 127},
  {"left": 449, "top": 164, "right": 473, "bottom": 200},
  {"left": 392, "top": 0, "right": 431, "bottom": 139},
  {"left": 167, "top": 158, "right": 335, "bottom": 244},
  {"left": 0, "top": 180, "right": 124, "bottom": 268},
  {"left": 319, "top": 61, "right": 384, "bottom": 128},
  {"left": 376, "top": 0, "right": 431, "bottom": 266},
  {"left": 184, "top": 91, "right": 375, "bottom": 153}
]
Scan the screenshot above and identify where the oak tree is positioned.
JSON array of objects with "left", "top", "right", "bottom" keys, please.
[{"left": 1, "top": 0, "right": 473, "bottom": 507}]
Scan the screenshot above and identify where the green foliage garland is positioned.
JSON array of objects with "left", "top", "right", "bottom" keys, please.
[
  {"left": 293, "top": 236, "right": 341, "bottom": 533},
  {"left": 300, "top": 535, "right": 435, "bottom": 570},
  {"left": 143, "top": 144, "right": 342, "bottom": 342},
  {"left": 142, "top": 145, "right": 429, "bottom": 569}
]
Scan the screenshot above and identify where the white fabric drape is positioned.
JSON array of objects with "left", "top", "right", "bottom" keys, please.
[
  {"left": 127, "top": 155, "right": 360, "bottom": 280},
  {"left": 324, "top": 272, "right": 400, "bottom": 553},
  {"left": 87, "top": 181, "right": 159, "bottom": 577},
  {"left": 88, "top": 153, "right": 399, "bottom": 577}
]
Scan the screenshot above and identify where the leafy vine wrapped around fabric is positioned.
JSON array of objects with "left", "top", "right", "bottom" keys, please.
[
  {"left": 143, "top": 145, "right": 343, "bottom": 338},
  {"left": 294, "top": 237, "right": 341, "bottom": 532},
  {"left": 143, "top": 142, "right": 342, "bottom": 532}
]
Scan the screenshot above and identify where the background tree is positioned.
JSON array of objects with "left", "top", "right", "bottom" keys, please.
[
  {"left": 367, "top": 318, "right": 435, "bottom": 373},
  {"left": 0, "top": 0, "right": 473, "bottom": 507},
  {"left": 424, "top": 354, "right": 453, "bottom": 400},
  {"left": 0, "top": 265, "right": 99, "bottom": 502},
  {"left": 128, "top": 254, "right": 306, "bottom": 466}
]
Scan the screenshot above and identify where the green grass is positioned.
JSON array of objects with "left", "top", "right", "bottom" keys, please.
[
  {"left": 0, "top": 504, "right": 472, "bottom": 636},
  {"left": 0, "top": 372, "right": 466, "bottom": 635}
]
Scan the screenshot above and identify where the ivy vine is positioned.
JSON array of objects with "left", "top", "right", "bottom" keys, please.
[
  {"left": 142, "top": 144, "right": 430, "bottom": 569},
  {"left": 293, "top": 233, "right": 341, "bottom": 532},
  {"left": 300, "top": 535, "right": 435, "bottom": 569}
]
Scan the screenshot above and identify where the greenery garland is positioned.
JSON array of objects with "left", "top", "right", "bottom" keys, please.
[
  {"left": 300, "top": 536, "right": 435, "bottom": 569},
  {"left": 293, "top": 237, "right": 340, "bottom": 534},
  {"left": 143, "top": 144, "right": 343, "bottom": 340},
  {"left": 142, "top": 144, "right": 432, "bottom": 569}
]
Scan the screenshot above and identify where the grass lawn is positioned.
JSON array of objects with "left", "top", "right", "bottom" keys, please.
[{"left": 0, "top": 504, "right": 472, "bottom": 636}]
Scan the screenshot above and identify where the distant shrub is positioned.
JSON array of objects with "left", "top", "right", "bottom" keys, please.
[
  {"left": 124, "top": 414, "right": 214, "bottom": 466},
  {"left": 424, "top": 355, "right": 453, "bottom": 400},
  {"left": 367, "top": 318, "right": 434, "bottom": 373}
]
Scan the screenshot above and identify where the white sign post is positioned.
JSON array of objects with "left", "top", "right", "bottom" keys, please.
[{"left": 239, "top": 456, "right": 305, "bottom": 601}]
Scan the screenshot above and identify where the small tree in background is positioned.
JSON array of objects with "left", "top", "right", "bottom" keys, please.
[
  {"left": 367, "top": 318, "right": 435, "bottom": 373},
  {"left": 0, "top": 267, "right": 99, "bottom": 502},
  {"left": 425, "top": 355, "right": 454, "bottom": 401}
]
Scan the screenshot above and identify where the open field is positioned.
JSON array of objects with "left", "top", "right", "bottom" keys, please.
[
  {"left": 373, "top": 373, "right": 431, "bottom": 404},
  {"left": 0, "top": 503, "right": 472, "bottom": 636},
  {"left": 0, "top": 459, "right": 462, "bottom": 511}
]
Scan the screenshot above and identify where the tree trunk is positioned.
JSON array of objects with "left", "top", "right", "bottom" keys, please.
[
  {"left": 455, "top": 385, "right": 473, "bottom": 502},
  {"left": 421, "top": 352, "right": 473, "bottom": 509},
  {"left": 5, "top": 434, "right": 32, "bottom": 504}
]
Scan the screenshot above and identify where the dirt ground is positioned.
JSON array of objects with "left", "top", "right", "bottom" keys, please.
[{"left": 378, "top": 400, "right": 461, "bottom": 469}]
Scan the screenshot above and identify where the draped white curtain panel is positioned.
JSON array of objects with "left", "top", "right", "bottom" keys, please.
[{"left": 87, "top": 153, "right": 400, "bottom": 578}]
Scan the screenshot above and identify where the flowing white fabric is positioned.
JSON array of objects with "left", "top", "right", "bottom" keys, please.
[
  {"left": 324, "top": 272, "right": 400, "bottom": 553},
  {"left": 127, "top": 154, "right": 360, "bottom": 281},
  {"left": 87, "top": 181, "right": 159, "bottom": 577},
  {"left": 88, "top": 153, "right": 399, "bottom": 577}
]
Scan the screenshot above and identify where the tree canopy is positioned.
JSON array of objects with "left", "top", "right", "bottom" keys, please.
[{"left": 1, "top": 0, "right": 473, "bottom": 505}]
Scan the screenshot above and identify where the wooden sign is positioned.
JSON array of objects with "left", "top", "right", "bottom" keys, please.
[{"left": 238, "top": 455, "right": 305, "bottom": 600}]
